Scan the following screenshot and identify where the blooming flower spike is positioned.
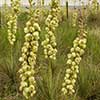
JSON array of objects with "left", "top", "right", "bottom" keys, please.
[
  {"left": 7, "top": 0, "right": 20, "bottom": 45},
  {"left": 41, "top": 0, "right": 60, "bottom": 60},
  {"left": 18, "top": 0, "right": 41, "bottom": 99},
  {"left": 62, "top": 14, "right": 87, "bottom": 96}
]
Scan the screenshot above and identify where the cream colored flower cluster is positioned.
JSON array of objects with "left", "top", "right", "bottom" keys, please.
[
  {"left": 41, "top": 0, "right": 60, "bottom": 60},
  {"left": 11, "top": 0, "right": 20, "bottom": 14},
  {"left": 91, "top": 0, "right": 98, "bottom": 14},
  {"left": 72, "top": 9, "right": 78, "bottom": 27},
  {"left": 7, "top": 0, "right": 20, "bottom": 45},
  {"left": 18, "top": 3, "right": 41, "bottom": 99},
  {"left": 62, "top": 16, "right": 87, "bottom": 95},
  {"left": 7, "top": 15, "right": 17, "bottom": 45}
]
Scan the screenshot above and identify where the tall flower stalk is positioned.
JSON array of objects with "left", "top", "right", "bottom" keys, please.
[
  {"left": 62, "top": 13, "right": 87, "bottom": 96},
  {"left": 41, "top": 0, "right": 60, "bottom": 99},
  {"left": 41, "top": 0, "right": 60, "bottom": 60},
  {"left": 7, "top": 0, "right": 20, "bottom": 45},
  {"left": 7, "top": 0, "right": 20, "bottom": 83},
  {"left": 72, "top": 8, "right": 78, "bottom": 27},
  {"left": 18, "top": 0, "right": 41, "bottom": 99}
]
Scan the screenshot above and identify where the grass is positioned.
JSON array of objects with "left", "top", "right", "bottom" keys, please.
[{"left": 0, "top": 8, "right": 100, "bottom": 100}]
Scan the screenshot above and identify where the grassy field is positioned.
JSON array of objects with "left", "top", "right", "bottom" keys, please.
[{"left": 0, "top": 6, "right": 100, "bottom": 100}]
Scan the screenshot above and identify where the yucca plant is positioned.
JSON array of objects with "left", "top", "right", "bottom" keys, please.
[
  {"left": 0, "top": 27, "right": 22, "bottom": 98},
  {"left": 0, "top": 0, "right": 100, "bottom": 100}
]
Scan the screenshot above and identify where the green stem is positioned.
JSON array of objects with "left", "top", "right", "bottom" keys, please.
[
  {"left": 48, "top": 59, "right": 54, "bottom": 100},
  {"left": 11, "top": 46, "right": 13, "bottom": 74},
  {"left": 11, "top": 45, "right": 16, "bottom": 85}
]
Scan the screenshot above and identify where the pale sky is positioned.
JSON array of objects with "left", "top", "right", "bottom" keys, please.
[{"left": 0, "top": 0, "right": 100, "bottom": 6}]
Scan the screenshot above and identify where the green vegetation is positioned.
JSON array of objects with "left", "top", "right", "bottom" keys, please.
[{"left": 0, "top": 1, "right": 100, "bottom": 100}]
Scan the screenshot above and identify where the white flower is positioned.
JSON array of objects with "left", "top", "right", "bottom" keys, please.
[
  {"left": 65, "top": 79, "right": 71, "bottom": 84},
  {"left": 75, "top": 47, "right": 81, "bottom": 52},
  {"left": 23, "top": 91, "right": 28, "bottom": 99},
  {"left": 71, "top": 79, "right": 76, "bottom": 85},
  {"left": 75, "top": 57, "right": 81, "bottom": 64},
  {"left": 82, "top": 44, "right": 86, "bottom": 49},
  {"left": 34, "top": 23, "right": 41, "bottom": 31},
  {"left": 65, "top": 74, "right": 70, "bottom": 78},
  {"left": 23, "top": 87, "right": 30, "bottom": 93},
  {"left": 70, "top": 48, "right": 74, "bottom": 52},
  {"left": 67, "top": 85, "right": 73, "bottom": 90},
  {"left": 72, "top": 52, "right": 76, "bottom": 57},
  {"left": 48, "top": 15, "right": 52, "bottom": 19},
  {"left": 67, "top": 59, "right": 72, "bottom": 64},
  {"left": 72, "top": 61, "right": 76, "bottom": 66},
  {"left": 29, "top": 77, "right": 35, "bottom": 84},
  {"left": 20, "top": 82, "right": 28, "bottom": 90},
  {"left": 26, "top": 21, "right": 31, "bottom": 26},
  {"left": 29, "top": 26, "right": 35, "bottom": 32},
  {"left": 73, "top": 74, "right": 77, "bottom": 79},
  {"left": 67, "top": 53, "right": 72, "bottom": 58},
  {"left": 62, "top": 88, "right": 67, "bottom": 93},
  {"left": 80, "top": 49, "right": 85, "bottom": 55},
  {"left": 33, "top": 31, "right": 39, "bottom": 37},
  {"left": 66, "top": 69, "right": 72, "bottom": 73},
  {"left": 19, "top": 57, "right": 24, "bottom": 62}
]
